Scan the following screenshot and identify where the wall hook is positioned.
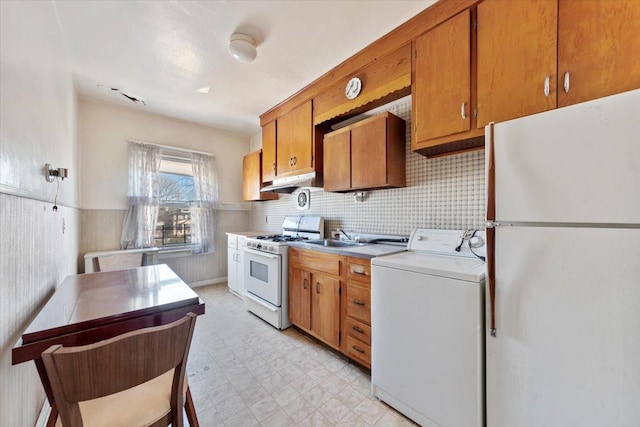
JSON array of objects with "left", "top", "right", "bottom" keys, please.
[{"left": 45, "top": 164, "right": 68, "bottom": 183}]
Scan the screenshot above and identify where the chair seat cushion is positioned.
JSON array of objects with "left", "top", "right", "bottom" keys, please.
[{"left": 56, "top": 370, "right": 174, "bottom": 427}]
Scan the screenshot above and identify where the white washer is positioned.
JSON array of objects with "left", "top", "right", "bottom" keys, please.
[{"left": 371, "top": 229, "right": 486, "bottom": 427}]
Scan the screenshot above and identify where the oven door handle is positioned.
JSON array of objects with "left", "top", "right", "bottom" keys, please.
[{"left": 244, "top": 247, "right": 280, "bottom": 259}]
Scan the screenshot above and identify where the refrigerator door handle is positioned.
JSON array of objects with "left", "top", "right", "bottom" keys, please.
[{"left": 486, "top": 123, "right": 497, "bottom": 337}]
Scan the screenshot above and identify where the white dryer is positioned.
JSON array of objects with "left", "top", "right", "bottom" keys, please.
[{"left": 371, "top": 229, "right": 486, "bottom": 427}]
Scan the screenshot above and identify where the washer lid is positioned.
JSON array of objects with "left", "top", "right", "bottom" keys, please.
[{"left": 371, "top": 251, "right": 486, "bottom": 282}]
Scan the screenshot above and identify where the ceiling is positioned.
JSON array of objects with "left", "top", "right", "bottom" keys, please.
[{"left": 53, "top": 0, "right": 435, "bottom": 137}]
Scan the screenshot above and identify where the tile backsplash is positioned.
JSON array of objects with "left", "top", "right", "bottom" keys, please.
[{"left": 250, "top": 97, "right": 486, "bottom": 236}]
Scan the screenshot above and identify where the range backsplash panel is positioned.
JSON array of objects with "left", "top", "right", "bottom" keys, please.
[{"left": 250, "top": 98, "right": 485, "bottom": 235}]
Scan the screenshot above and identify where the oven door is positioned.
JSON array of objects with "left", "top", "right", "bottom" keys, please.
[{"left": 243, "top": 247, "right": 282, "bottom": 306}]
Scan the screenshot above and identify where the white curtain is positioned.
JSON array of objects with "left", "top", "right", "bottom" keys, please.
[
  {"left": 120, "top": 141, "right": 162, "bottom": 249},
  {"left": 190, "top": 152, "right": 218, "bottom": 254}
]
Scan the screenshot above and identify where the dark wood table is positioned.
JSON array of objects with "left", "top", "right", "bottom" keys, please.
[{"left": 12, "top": 264, "right": 205, "bottom": 426}]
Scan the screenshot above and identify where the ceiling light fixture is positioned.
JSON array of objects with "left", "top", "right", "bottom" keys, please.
[{"left": 229, "top": 33, "right": 257, "bottom": 63}]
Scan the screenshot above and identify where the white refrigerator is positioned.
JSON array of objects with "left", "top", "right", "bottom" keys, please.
[{"left": 485, "top": 89, "right": 640, "bottom": 427}]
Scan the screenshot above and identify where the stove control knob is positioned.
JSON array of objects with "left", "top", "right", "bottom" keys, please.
[
  {"left": 268, "top": 246, "right": 274, "bottom": 252},
  {"left": 257, "top": 244, "right": 262, "bottom": 249}
]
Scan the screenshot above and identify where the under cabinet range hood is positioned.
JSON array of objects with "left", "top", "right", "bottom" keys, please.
[{"left": 260, "top": 171, "right": 323, "bottom": 193}]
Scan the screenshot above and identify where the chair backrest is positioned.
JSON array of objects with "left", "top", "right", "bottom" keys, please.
[
  {"left": 42, "top": 313, "right": 197, "bottom": 427},
  {"left": 96, "top": 252, "right": 143, "bottom": 272}
]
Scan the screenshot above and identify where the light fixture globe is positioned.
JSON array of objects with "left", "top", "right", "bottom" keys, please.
[{"left": 229, "top": 33, "right": 257, "bottom": 63}]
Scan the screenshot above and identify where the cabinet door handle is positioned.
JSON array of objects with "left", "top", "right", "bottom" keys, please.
[
  {"left": 563, "top": 71, "right": 570, "bottom": 93},
  {"left": 352, "top": 300, "right": 366, "bottom": 306},
  {"left": 352, "top": 345, "right": 365, "bottom": 354},
  {"left": 289, "top": 157, "right": 293, "bottom": 166},
  {"left": 352, "top": 325, "right": 364, "bottom": 333},
  {"left": 302, "top": 278, "right": 307, "bottom": 289},
  {"left": 461, "top": 102, "right": 467, "bottom": 119},
  {"left": 272, "top": 162, "right": 276, "bottom": 171},
  {"left": 352, "top": 270, "right": 366, "bottom": 276},
  {"left": 544, "top": 75, "right": 550, "bottom": 97},
  {"left": 293, "top": 156, "right": 297, "bottom": 166},
  {"left": 316, "top": 282, "right": 320, "bottom": 293}
]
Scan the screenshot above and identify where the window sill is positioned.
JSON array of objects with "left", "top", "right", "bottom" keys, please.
[{"left": 157, "top": 246, "right": 193, "bottom": 260}]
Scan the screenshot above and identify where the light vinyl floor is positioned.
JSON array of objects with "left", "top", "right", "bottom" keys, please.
[{"left": 186, "top": 283, "right": 417, "bottom": 427}]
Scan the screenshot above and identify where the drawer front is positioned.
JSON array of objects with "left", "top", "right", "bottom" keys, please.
[
  {"left": 289, "top": 247, "right": 342, "bottom": 276},
  {"left": 344, "top": 317, "right": 371, "bottom": 345},
  {"left": 346, "top": 283, "right": 371, "bottom": 324},
  {"left": 345, "top": 335, "right": 371, "bottom": 367},
  {"left": 347, "top": 260, "right": 371, "bottom": 284}
]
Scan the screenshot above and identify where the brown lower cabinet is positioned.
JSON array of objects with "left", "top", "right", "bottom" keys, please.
[
  {"left": 288, "top": 247, "right": 372, "bottom": 367},
  {"left": 343, "top": 257, "right": 372, "bottom": 368},
  {"left": 289, "top": 248, "right": 342, "bottom": 350}
]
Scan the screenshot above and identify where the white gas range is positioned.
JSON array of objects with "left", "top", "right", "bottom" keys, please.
[{"left": 243, "top": 216, "right": 324, "bottom": 329}]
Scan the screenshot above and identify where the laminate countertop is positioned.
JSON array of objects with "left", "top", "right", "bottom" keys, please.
[{"left": 288, "top": 240, "right": 406, "bottom": 260}]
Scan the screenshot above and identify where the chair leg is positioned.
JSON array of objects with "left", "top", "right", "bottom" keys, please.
[{"left": 184, "top": 387, "right": 199, "bottom": 427}]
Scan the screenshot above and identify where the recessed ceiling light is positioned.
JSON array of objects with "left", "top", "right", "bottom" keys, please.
[{"left": 196, "top": 86, "right": 211, "bottom": 94}]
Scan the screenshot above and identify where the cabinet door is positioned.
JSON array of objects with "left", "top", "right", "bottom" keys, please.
[
  {"left": 242, "top": 150, "right": 260, "bottom": 201},
  {"left": 311, "top": 274, "right": 341, "bottom": 348},
  {"left": 290, "top": 100, "right": 313, "bottom": 173},
  {"left": 276, "top": 100, "right": 313, "bottom": 176},
  {"left": 351, "top": 115, "right": 387, "bottom": 188},
  {"left": 227, "top": 249, "right": 237, "bottom": 293},
  {"left": 558, "top": 0, "right": 640, "bottom": 107},
  {"left": 323, "top": 129, "right": 351, "bottom": 191},
  {"left": 477, "top": 0, "right": 557, "bottom": 127},
  {"left": 414, "top": 9, "right": 471, "bottom": 142},
  {"left": 243, "top": 150, "right": 277, "bottom": 201},
  {"left": 289, "top": 267, "right": 311, "bottom": 330},
  {"left": 262, "top": 121, "right": 277, "bottom": 182}
]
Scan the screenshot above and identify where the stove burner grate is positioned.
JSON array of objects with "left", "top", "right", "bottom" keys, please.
[{"left": 256, "top": 235, "right": 309, "bottom": 243}]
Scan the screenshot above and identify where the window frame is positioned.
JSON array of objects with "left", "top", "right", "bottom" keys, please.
[{"left": 154, "top": 155, "right": 195, "bottom": 249}]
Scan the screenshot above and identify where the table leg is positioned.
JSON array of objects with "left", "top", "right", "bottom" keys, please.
[
  {"left": 46, "top": 403, "right": 58, "bottom": 427},
  {"left": 35, "top": 358, "right": 55, "bottom": 404}
]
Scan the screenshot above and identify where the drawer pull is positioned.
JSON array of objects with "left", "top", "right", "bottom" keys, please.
[
  {"left": 352, "top": 345, "right": 365, "bottom": 354},
  {"left": 316, "top": 282, "right": 320, "bottom": 293},
  {"left": 352, "top": 270, "right": 367, "bottom": 276},
  {"left": 352, "top": 300, "right": 366, "bottom": 306},
  {"left": 302, "top": 278, "right": 307, "bottom": 290},
  {"left": 352, "top": 326, "right": 364, "bottom": 333}
]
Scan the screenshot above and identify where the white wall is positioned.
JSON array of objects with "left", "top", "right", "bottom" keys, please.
[
  {"left": 78, "top": 99, "right": 252, "bottom": 282},
  {"left": 249, "top": 131, "right": 262, "bottom": 152},
  {"left": 79, "top": 98, "right": 251, "bottom": 209},
  {"left": 0, "top": 1, "right": 80, "bottom": 426}
]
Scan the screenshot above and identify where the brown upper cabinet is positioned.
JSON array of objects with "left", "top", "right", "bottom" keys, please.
[
  {"left": 242, "top": 150, "right": 278, "bottom": 202},
  {"left": 557, "top": 0, "right": 640, "bottom": 108},
  {"left": 324, "top": 112, "right": 406, "bottom": 192},
  {"left": 477, "top": 0, "right": 640, "bottom": 127},
  {"left": 477, "top": 0, "right": 557, "bottom": 127},
  {"left": 412, "top": 8, "right": 484, "bottom": 156},
  {"left": 261, "top": 121, "right": 276, "bottom": 183},
  {"left": 275, "top": 100, "right": 314, "bottom": 178},
  {"left": 259, "top": 0, "right": 639, "bottom": 164}
]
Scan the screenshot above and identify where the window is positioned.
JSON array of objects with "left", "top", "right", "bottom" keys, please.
[
  {"left": 122, "top": 140, "right": 216, "bottom": 253},
  {"left": 154, "top": 157, "right": 195, "bottom": 247}
]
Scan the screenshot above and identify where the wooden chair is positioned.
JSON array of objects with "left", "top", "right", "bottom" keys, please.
[{"left": 42, "top": 313, "right": 199, "bottom": 427}]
